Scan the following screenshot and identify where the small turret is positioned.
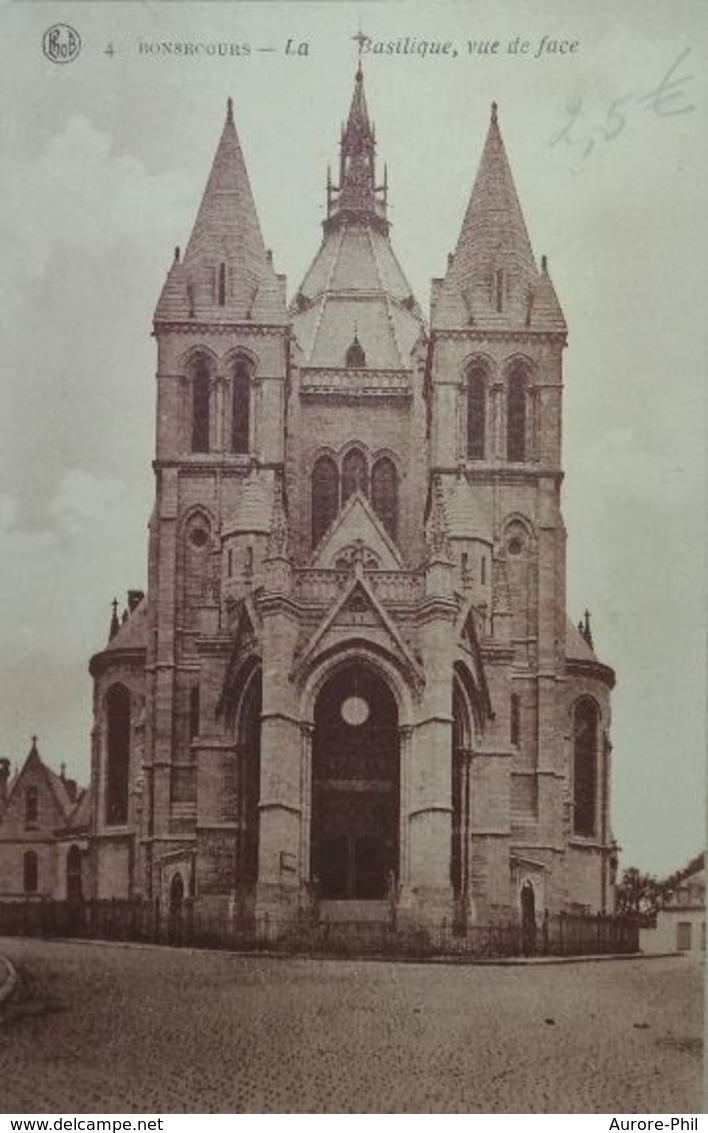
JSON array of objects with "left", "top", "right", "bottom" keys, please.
[{"left": 109, "top": 598, "right": 120, "bottom": 640}]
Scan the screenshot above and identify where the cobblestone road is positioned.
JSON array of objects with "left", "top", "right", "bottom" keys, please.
[{"left": 0, "top": 938, "right": 702, "bottom": 1113}]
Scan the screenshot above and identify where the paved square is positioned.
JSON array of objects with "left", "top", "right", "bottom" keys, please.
[{"left": 0, "top": 939, "right": 702, "bottom": 1113}]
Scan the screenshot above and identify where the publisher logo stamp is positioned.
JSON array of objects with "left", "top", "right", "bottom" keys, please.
[{"left": 42, "top": 24, "right": 81, "bottom": 65}]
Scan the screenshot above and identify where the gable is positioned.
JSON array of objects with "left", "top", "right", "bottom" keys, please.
[
  {"left": 292, "top": 577, "right": 423, "bottom": 688},
  {"left": 311, "top": 491, "right": 404, "bottom": 571},
  {"left": 0, "top": 752, "right": 70, "bottom": 838}
]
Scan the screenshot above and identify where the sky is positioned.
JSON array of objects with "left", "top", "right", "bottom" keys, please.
[{"left": 0, "top": 0, "right": 706, "bottom": 878}]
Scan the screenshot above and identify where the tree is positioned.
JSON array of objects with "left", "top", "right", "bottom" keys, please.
[
  {"left": 614, "top": 853, "right": 705, "bottom": 925},
  {"left": 614, "top": 867, "right": 664, "bottom": 926}
]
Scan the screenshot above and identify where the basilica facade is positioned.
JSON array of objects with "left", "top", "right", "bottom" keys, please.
[{"left": 87, "top": 70, "right": 617, "bottom": 933}]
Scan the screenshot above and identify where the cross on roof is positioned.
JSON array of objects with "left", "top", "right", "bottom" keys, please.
[{"left": 352, "top": 29, "right": 368, "bottom": 63}]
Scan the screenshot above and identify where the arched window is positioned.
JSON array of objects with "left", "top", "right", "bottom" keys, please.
[
  {"left": 189, "top": 686, "right": 200, "bottom": 744},
  {"left": 371, "top": 457, "right": 398, "bottom": 540},
  {"left": 342, "top": 448, "right": 368, "bottom": 504},
  {"left": 25, "top": 786, "right": 38, "bottom": 826},
  {"left": 467, "top": 367, "right": 486, "bottom": 460},
  {"left": 231, "top": 362, "right": 250, "bottom": 454},
  {"left": 510, "top": 693, "right": 521, "bottom": 746},
  {"left": 106, "top": 685, "right": 130, "bottom": 825},
  {"left": 573, "top": 698, "right": 599, "bottom": 836},
  {"left": 312, "top": 456, "right": 339, "bottom": 547},
  {"left": 507, "top": 365, "right": 527, "bottom": 462},
  {"left": 23, "top": 851, "right": 38, "bottom": 894},
  {"left": 191, "top": 358, "right": 210, "bottom": 453},
  {"left": 66, "top": 844, "right": 82, "bottom": 902},
  {"left": 169, "top": 872, "right": 185, "bottom": 915}
]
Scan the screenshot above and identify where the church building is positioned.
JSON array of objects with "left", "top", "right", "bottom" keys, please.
[{"left": 87, "top": 69, "right": 617, "bottom": 934}]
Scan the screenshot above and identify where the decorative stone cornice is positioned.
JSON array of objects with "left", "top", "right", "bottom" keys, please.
[
  {"left": 430, "top": 328, "right": 567, "bottom": 346},
  {"left": 300, "top": 368, "right": 412, "bottom": 399},
  {"left": 153, "top": 322, "right": 286, "bottom": 337},
  {"left": 565, "top": 656, "right": 616, "bottom": 689}
]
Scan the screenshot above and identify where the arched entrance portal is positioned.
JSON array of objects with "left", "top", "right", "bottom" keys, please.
[{"left": 311, "top": 664, "right": 399, "bottom": 900}]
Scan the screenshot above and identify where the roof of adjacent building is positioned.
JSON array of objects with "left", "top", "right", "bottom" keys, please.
[{"left": 1, "top": 738, "right": 82, "bottom": 827}]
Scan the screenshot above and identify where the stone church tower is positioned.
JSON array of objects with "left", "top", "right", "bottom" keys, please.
[{"left": 88, "top": 71, "right": 617, "bottom": 933}]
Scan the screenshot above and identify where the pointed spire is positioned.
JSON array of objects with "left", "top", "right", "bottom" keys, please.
[
  {"left": 433, "top": 105, "right": 563, "bottom": 331},
  {"left": 156, "top": 101, "right": 285, "bottom": 324},
  {"left": 325, "top": 67, "right": 388, "bottom": 234},
  {"left": 580, "top": 609, "right": 594, "bottom": 650},
  {"left": 30, "top": 735, "right": 38, "bottom": 756}
]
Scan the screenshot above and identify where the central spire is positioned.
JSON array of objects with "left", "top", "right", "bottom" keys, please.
[{"left": 325, "top": 67, "right": 389, "bottom": 235}]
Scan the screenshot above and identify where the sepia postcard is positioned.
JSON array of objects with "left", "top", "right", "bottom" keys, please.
[{"left": 0, "top": 0, "right": 705, "bottom": 1117}]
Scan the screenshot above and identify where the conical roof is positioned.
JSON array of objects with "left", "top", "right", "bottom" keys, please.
[
  {"left": 326, "top": 67, "right": 387, "bottom": 233},
  {"left": 433, "top": 104, "right": 565, "bottom": 334},
  {"left": 291, "top": 68, "right": 424, "bottom": 369},
  {"left": 155, "top": 100, "right": 285, "bottom": 325}
]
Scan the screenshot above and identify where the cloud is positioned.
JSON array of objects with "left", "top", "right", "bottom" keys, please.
[
  {"left": 49, "top": 469, "right": 125, "bottom": 540},
  {"left": 1, "top": 115, "right": 192, "bottom": 281}
]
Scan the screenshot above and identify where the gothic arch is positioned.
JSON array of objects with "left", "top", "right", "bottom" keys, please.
[
  {"left": 503, "top": 356, "right": 535, "bottom": 464},
  {"left": 221, "top": 345, "right": 260, "bottom": 374},
  {"left": 501, "top": 512, "right": 536, "bottom": 557},
  {"left": 185, "top": 350, "right": 216, "bottom": 454},
  {"left": 310, "top": 657, "right": 400, "bottom": 899},
  {"left": 341, "top": 446, "right": 369, "bottom": 503},
  {"left": 179, "top": 344, "right": 219, "bottom": 371},
  {"left": 311, "top": 454, "right": 339, "bottom": 547},
  {"left": 104, "top": 683, "right": 131, "bottom": 826},
  {"left": 234, "top": 659, "right": 262, "bottom": 744},
  {"left": 300, "top": 645, "right": 415, "bottom": 729},
  {"left": 453, "top": 660, "right": 485, "bottom": 740},
  {"left": 179, "top": 504, "right": 216, "bottom": 538},
  {"left": 571, "top": 695, "right": 602, "bottom": 838},
  {"left": 371, "top": 456, "right": 398, "bottom": 540},
  {"left": 463, "top": 357, "right": 492, "bottom": 461},
  {"left": 169, "top": 871, "right": 185, "bottom": 915},
  {"left": 230, "top": 358, "right": 251, "bottom": 455}
]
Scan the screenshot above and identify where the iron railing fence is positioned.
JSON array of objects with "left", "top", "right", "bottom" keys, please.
[{"left": 0, "top": 898, "right": 639, "bottom": 959}]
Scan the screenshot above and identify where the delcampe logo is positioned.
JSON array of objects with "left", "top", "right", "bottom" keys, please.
[{"left": 42, "top": 24, "right": 82, "bottom": 65}]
